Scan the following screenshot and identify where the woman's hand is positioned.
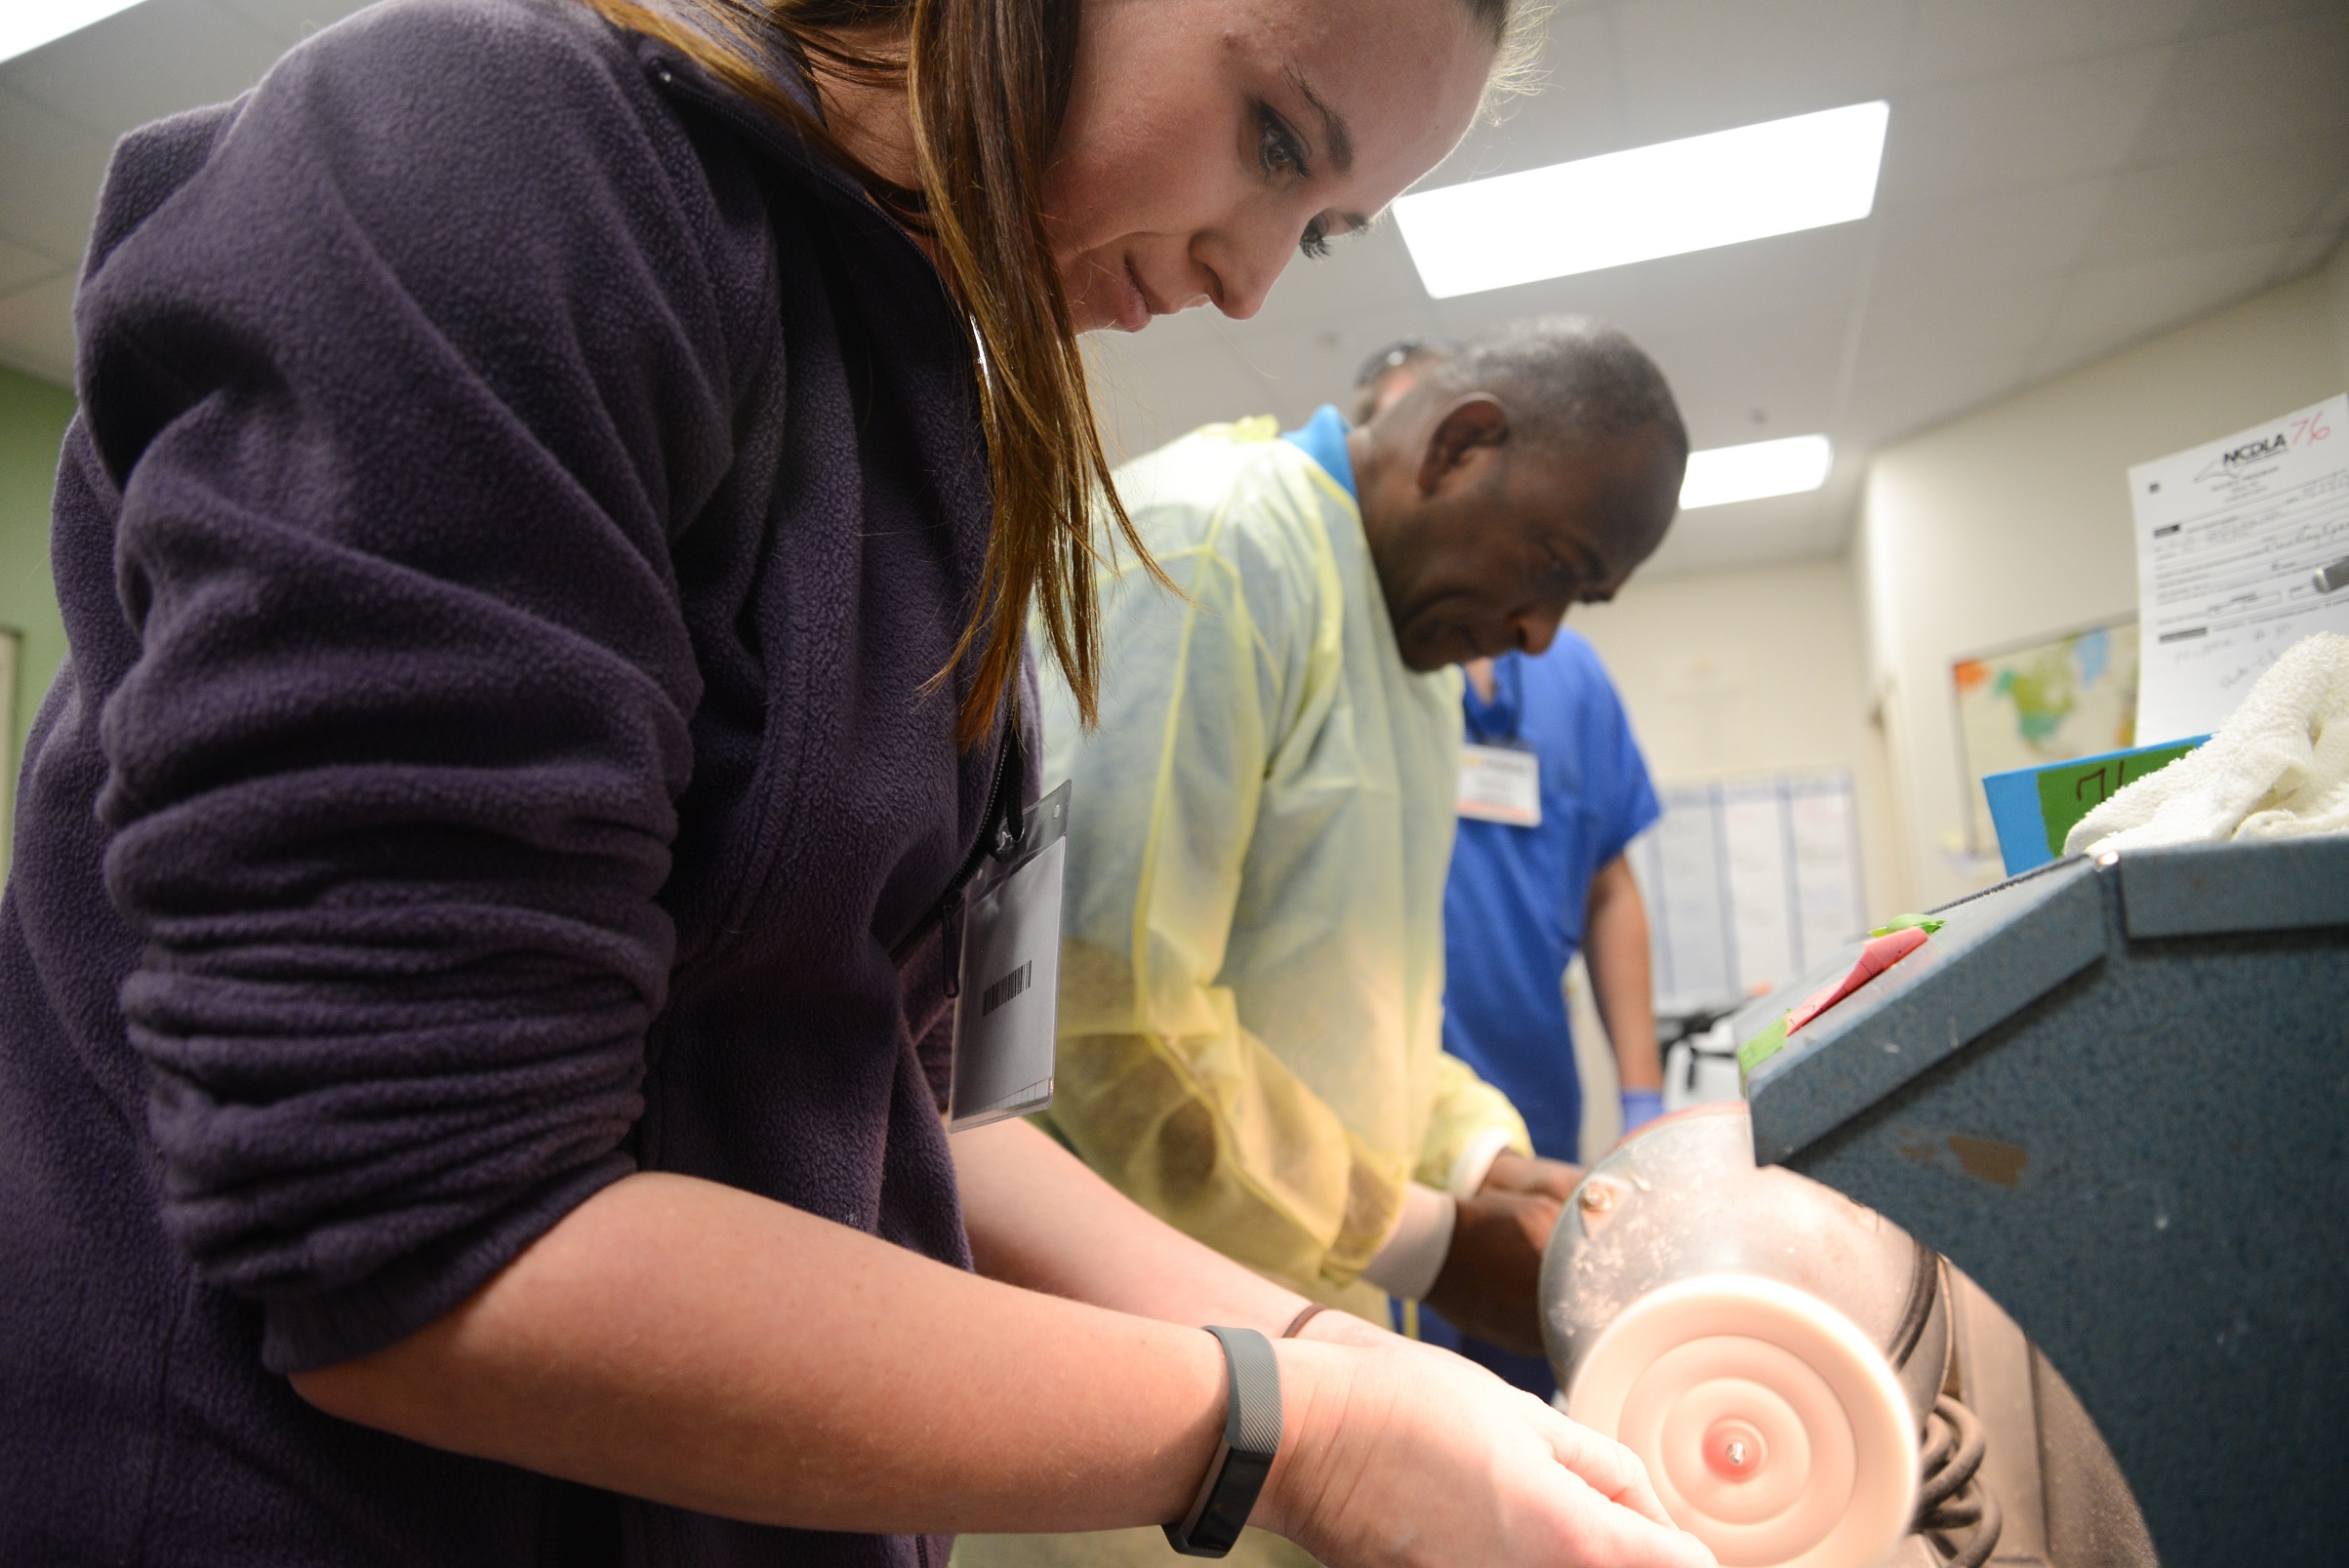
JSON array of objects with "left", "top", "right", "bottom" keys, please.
[{"left": 1262, "top": 1338, "right": 1716, "bottom": 1568}]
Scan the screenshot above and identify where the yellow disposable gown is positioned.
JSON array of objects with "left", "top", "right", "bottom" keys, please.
[
  {"left": 1049, "top": 414, "right": 1530, "bottom": 1284},
  {"left": 956, "top": 420, "right": 1530, "bottom": 1568}
]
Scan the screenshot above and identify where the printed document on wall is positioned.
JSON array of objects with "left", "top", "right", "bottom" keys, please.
[{"left": 2129, "top": 392, "right": 2349, "bottom": 743}]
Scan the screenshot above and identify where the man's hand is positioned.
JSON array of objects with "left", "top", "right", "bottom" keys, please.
[
  {"left": 1481, "top": 1148, "right": 1583, "bottom": 1203},
  {"left": 1417, "top": 1151, "right": 1585, "bottom": 1357},
  {"left": 1423, "top": 1188, "right": 1558, "bottom": 1356}
]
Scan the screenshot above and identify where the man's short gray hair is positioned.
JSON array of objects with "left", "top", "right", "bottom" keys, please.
[{"left": 1420, "top": 315, "right": 1687, "bottom": 461}]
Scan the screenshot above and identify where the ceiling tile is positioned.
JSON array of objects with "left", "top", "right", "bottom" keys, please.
[
  {"left": 2181, "top": 0, "right": 2346, "bottom": 39},
  {"left": 2031, "top": 238, "right": 2292, "bottom": 373},
  {"left": 1630, "top": 315, "right": 1851, "bottom": 449},
  {"left": 1877, "top": 45, "right": 2172, "bottom": 201},
  {"left": 2126, "top": 11, "right": 2349, "bottom": 167},
  {"left": 1865, "top": 177, "right": 2110, "bottom": 312},
  {"left": 1610, "top": 0, "right": 1910, "bottom": 145},
  {"left": 1841, "top": 352, "right": 2040, "bottom": 446},
  {"left": 1850, "top": 272, "right": 2066, "bottom": 388},
  {"left": 1425, "top": 219, "right": 1873, "bottom": 342},
  {"left": 1249, "top": 225, "right": 1439, "bottom": 336},
  {"left": 204, "top": 0, "right": 374, "bottom": 56},
  {"left": 1083, "top": 354, "right": 1243, "bottom": 461},
  {"left": 0, "top": 87, "right": 114, "bottom": 264},
  {"left": 2082, "top": 136, "right": 2349, "bottom": 264},
  {"left": 1093, "top": 305, "right": 1232, "bottom": 364},
  {"left": 0, "top": 0, "right": 282, "bottom": 139},
  {"left": 1083, "top": 330, "right": 1348, "bottom": 459},
  {"left": 1900, "top": 0, "right": 2198, "bottom": 84},
  {"left": 0, "top": 270, "right": 81, "bottom": 387},
  {"left": 1638, "top": 466, "right": 1862, "bottom": 581},
  {"left": 1192, "top": 322, "right": 1424, "bottom": 425},
  {"left": 1421, "top": 5, "right": 1626, "bottom": 186}
]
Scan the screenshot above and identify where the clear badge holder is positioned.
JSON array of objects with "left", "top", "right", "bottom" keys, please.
[{"left": 946, "top": 780, "right": 1072, "bottom": 1130}]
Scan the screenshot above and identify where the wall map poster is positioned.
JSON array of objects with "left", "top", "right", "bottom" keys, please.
[{"left": 1952, "top": 619, "right": 2137, "bottom": 854}]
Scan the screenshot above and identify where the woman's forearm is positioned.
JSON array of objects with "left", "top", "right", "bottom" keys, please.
[
  {"left": 952, "top": 1117, "right": 1320, "bottom": 1334},
  {"left": 290, "top": 1160, "right": 1715, "bottom": 1568},
  {"left": 290, "top": 1171, "right": 1229, "bottom": 1535}
]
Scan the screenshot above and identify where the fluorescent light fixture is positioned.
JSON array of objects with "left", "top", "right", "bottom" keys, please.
[
  {"left": 1394, "top": 101, "right": 1889, "bottom": 299},
  {"left": 1680, "top": 434, "right": 1834, "bottom": 509},
  {"left": 2, "top": 0, "right": 150, "bottom": 66}
]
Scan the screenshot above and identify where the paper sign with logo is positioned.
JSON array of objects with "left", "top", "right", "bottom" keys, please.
[{"left": 2129, "top": 392, "right": 2349, "bottom": 743}]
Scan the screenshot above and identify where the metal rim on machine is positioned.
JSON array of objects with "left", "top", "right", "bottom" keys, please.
[{"left": 1565, "top": 1273, "right": 1918, "bottom": 1568}]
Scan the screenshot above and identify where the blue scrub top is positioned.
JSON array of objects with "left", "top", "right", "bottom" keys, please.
[
  {"left": 1440, "top": 634, "right": 1659, "bottom": 1162},
  {"left": 1281, "top": 404, "right": 1357, "bottom": 500}
]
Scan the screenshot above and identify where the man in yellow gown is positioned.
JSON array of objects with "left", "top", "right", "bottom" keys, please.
[{"left": 960, "top": 318, "right": 1686, "bottom": 1568}]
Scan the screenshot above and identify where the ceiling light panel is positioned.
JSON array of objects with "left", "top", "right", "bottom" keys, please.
[
  {"left": 2, "top": 0, "right": 150, "bottom": 67},
  {"left": 1680, "top": 435, "right": 1835, "bottom": 509},
  {"left": 1394, "top": 102, "right": 1890, "bottom": 300}
]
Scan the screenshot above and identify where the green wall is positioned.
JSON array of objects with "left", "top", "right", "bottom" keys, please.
[{"left": 0, "top": 365, "right": 76, "bottom": 863}]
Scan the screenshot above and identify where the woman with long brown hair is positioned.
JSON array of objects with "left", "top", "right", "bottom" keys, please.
[{"left": 0, "top": 0, "right": 1712, "bottom": 1564}]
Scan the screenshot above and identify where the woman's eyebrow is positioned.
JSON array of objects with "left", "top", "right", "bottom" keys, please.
[{"left": 1285, "top": 65, "right": 1354, "bottom": 177}]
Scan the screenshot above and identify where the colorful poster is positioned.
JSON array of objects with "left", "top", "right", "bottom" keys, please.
[{"left": 1953, "top": 620, "right": 2138, "bottom": 854}]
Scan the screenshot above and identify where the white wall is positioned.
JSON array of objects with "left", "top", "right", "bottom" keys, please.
[
  {"left": 1570, "top": 556, "right": 1909, "bottom": 925},
  {"left": 1857, "top": 244, "right": 2349, "bottom": 908},
  {"left": 2334, "top": 237, "right": 2349, "bottom": 377}
]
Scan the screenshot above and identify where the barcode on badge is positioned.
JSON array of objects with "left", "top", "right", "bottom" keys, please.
[{"left": 981, "top": 959, "right": 1033, "bottom": 1017}]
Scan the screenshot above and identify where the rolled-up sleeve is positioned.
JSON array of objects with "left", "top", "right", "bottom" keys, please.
[
  {"left": 78, "top": 0, "right": 731, "bottom": 1372},
  {"left": 1416, "top": 1053, "right": 1533, "bottom": 1193}
]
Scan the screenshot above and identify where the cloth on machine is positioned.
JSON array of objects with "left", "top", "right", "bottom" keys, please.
[{"left": 2066, "top": 632, "right": 2349, "bottom": 856}]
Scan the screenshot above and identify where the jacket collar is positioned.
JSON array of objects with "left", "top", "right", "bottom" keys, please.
[{"left": 625, "top": 13, "right": 940, "bottom": 263}]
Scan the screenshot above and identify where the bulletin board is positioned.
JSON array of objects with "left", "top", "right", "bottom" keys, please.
[
  {"left": 1951, "top": 618, "right": 2137, "bottom": 854},
  {"left": 1626, "top": 772, "right": 1866, "bottom": 1013}
]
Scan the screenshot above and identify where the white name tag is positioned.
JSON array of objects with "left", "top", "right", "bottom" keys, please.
[
  {"left": 1459, "top": 743, "right": 1541, "bottom": 826},
  {"left": 948, "top": 781, "right": 1071, "bottom": 1130}
]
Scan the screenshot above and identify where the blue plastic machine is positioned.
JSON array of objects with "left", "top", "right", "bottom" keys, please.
[{"left": 1736, "top": 834, "right": 2349, "bottom": 1565}]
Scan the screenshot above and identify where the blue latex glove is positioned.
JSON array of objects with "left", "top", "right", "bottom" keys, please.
[{"left": 1620, "top": 1088, "right": 1665, "bottom": 1132}]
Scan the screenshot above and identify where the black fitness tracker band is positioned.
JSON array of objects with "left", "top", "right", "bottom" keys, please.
[{"left": 1163, "top": 1326, "right": 1282, "bottom": 1558}]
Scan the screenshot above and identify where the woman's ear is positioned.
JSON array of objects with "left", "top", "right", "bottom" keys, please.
[{"left": 1415, "top": 394, "right": 1510, "bottom": 497}]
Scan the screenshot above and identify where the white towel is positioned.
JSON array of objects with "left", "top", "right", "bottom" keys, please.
[{"left": 2065, "top": 632, "right": 2349, "bottom": 857}]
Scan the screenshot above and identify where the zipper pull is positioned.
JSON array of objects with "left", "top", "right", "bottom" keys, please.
[{"left": 941, "top": 889, "right": 967, "bottom": 1000}]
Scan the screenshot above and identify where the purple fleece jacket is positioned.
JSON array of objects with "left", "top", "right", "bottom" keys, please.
[{"left": 0, "top": 1, "right": 1030, "bottom": 1562}]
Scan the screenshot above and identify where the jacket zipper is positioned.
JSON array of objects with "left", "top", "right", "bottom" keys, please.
[
  {"left": 642, "top": 51, "right": 925, "bottom": 251},
  {"left": 890, "top": 706, "right": 1020, "bottom": 989},
  {"left": 642, "top": 44, "right": 1009, "bottom": 985}
]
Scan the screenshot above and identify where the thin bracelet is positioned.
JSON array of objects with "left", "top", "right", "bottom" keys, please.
[{"left": 1281, "top": 1303, "right": 1328, "bottom": 1339}]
